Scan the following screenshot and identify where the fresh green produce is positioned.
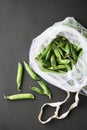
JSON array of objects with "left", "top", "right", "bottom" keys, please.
[
  {"left": 24, "top": 61, "right": 40, "bottom": 81},
  {"left": 4, "top": 36, "right": 83, "bottom": 101},
  {"left": 16, "top": 63, "right": 23, "bottom": 91},
  {"left": 36, "top": 36, "right": 83, "bottom": 73},
  {"left": 45, "top": 48, "right": 52, "bottom": 60},
  {"left": 4, "top": 93, "right": 34, "bottom": 100},
  {"left": 24, "top": 61, "right": 51, "bottom": 98},
  {"left": 37, "top": 81, "right": 51, "bottom": 99},
  {"left": 50, "top": 54, "right": 56, "bottom": 66},
  {"left": 39, "top": 41, "right": 53, "bottom": 59},
  {"left": 30, "top": 81, "right": 52, "bottom": 99},
  {"left": 30, "top": 86, "right": 44, "bottom": 94}
]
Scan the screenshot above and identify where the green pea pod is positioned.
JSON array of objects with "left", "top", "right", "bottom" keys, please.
[
  {"left": 40, "top": 42, "right": 53, "bottom": 59},
  {"left": 30, "top": 86, "right": 44, "bottom": 94},
  {"left": 77, "top": 48, "right": 83, "bottom": 58},
  {"left": 49, "top": 65, "right": 66, "bottom": 70},
  {"left": 57, "top": 70, "right": 67, "bottom": 74},
  {"left": 53, "top": 40, "right": 59, "bottom": 46},
  {"left": 59, "top": 59, "right": 70, "bottom": 64},
  {"left": 73, "top": 44, "right": 78, "bottom": 49},
  {"left": 70, "top": 45, "right": 77, "bottom": 61},
  {"left": 40, "top": 66, "right": 58, "bottom": 73},
  {"left": 64, "top": 42, "right": 70, "bottom": 54},
  {"left": 24, "top": 61, "right": 40, "bottom": 81},
  {"left": 4, "top": 93, "right": 34, "bottom": 100},
  {"left": 53, "top": 45, "right": 62, "bottom": 60},
  {"left": 38, "top": 59, "right": 51, "bottom": 67},
  {"left": 65, "top": 64, "right": 71, "bottom": 71},
  {"left": 57, "top": 48, "right": 64, "bottom": 57},
  {"left": 61, "top": 46, "right": 67, "bottom": 53},
  {"left": 70, "top": 58, "right": 75, "bottom": 69},
  {"left": 37, "top": 81, "right": 51, "bottom": 99},
  {"left": 50, "top": 54, "right": 56, "bottom": 66},
  {"left": 57, "top": 41, "right": 65, "bottom": 47},
  {"left": 45, "top": 48, "right": 52, "bottom": 60},
  {"left": 16, "top": 63, "right": 23, "bottom": 91}
]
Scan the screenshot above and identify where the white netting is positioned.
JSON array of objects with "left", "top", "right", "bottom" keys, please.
[{"left": 29, "top": 17, "right": 87, "bottom": 95}]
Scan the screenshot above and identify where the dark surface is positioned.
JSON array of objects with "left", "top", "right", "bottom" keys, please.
[{"left": 0, "top": 0, "right": 87, "bottom": 130}]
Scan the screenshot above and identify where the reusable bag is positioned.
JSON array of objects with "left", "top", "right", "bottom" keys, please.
[{"left": 29, "top": 17, "right": 87, "bottom": 124}]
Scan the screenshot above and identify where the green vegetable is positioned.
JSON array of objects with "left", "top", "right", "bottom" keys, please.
[
  {"left": 37, "top": 81, "right": 51, "bottom": 99},
  {"left": 57, "top": 48, "right": 64, "bottom": 57},
  {"left": 57, "top": 41, "right": 65, "bottom": 47},
  {"left": 39, "top": 42, "right": 53, "bottom": 59},
  {"left": 77, "top": 48, "right": 83, "bottom": 58},
  {"left": 38, "top": 59, "right": 51, "bottom": 67},
  {"left": 40, "top": 67, "right": 58, "bottom": 73},
  {"left": 30, "top": 86, "right": 44, "bottom": 94},
  {"left": 45, "top": 48, "right": 52, "bottom": 60},
  {"left": 49, "top": 65, "right": 66, "bottom": 70},
  {"left": 53, "top": 46, "right": 61, "bottom": 60},
  {"left": 70, "top": 45, "right": 77, "bottom": 61},
  {"left": 16, "top": 63, "right": 23, "bottom": 91},
  {"left": 70, "top": 58, "right": 75, "bottom": 69},
  {"left": 36, "top": 35, "right": 83, "bottom": 74},
  {"left": 24, "top": 61, "right": 40, "bottom": 81},
  {"left": 50, "top": 54, "right": 56, "bottom": 66},
  {"left": 57, "top": 70, "right": 67, "bottom": 74},
  {"left": 24, "top": 61, "right": 52, "bottom": 99},
  {"left": 59, "top": 59, "right": 70, "bottom": 64},
  {"left": 65, "top": 64, "right": 71, "bottom": 71},
  {"left": 4, "top": 93, "right": 34, "bottom": 100},
  {"left": 64, "top": 42, "right": 70, "bottom": 54}
]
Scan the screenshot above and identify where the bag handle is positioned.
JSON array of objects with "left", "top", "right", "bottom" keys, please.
[{"left": 38, "top": 91, "right": 80, "bottom": 124}]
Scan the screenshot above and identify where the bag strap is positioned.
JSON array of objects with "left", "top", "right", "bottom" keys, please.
[{"left": 38, "top": 91, "right": 80, "bottom": 124}]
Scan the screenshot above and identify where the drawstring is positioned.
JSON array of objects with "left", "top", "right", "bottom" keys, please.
[{"left": 38, "top": 91, "right": 80, "bottom": 124}]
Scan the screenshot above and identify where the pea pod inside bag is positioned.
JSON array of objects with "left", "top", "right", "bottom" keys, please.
[{"left": 29, "top": 17, "right": 87, "bottom": 124}]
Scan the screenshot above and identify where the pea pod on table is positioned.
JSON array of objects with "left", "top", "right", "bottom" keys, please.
[
  {"left": 16, "top": 62, "right": 23, "bottom": 91},
  {"left": 4, "top": 93, "right": 34, "bottom": 100},
  {"left": 37, "top": 81, "right": 51, "bottom": 99},
  {"left": 30, "top": 86, "right": 44, "bottom": 94},
  {"left": 24, "top": 61, "right": 40, "bottom": 81}
]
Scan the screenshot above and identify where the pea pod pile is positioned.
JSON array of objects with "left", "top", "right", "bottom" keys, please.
[
  {"left": 4, "top": 61, "right": 51, "bottom": 100},
  {"left": 36, "top": 36, "right": 83, "bottom": 73}
]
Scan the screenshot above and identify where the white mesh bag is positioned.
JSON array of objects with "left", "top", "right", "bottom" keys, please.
[{"left": 29, "top": 17, "right": 87, "bottom": 124}]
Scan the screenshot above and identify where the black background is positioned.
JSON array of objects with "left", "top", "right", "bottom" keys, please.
[{"left": 0, "top": 0, "right": 87, "bottom": 130}]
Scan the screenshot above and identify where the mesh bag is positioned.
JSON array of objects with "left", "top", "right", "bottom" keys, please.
[
  {"left": 29, "top": 17, "right": 87, "bottom": 95},
  {"left": 29, "top": 17, "right": 87, "bottom": 124}
]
